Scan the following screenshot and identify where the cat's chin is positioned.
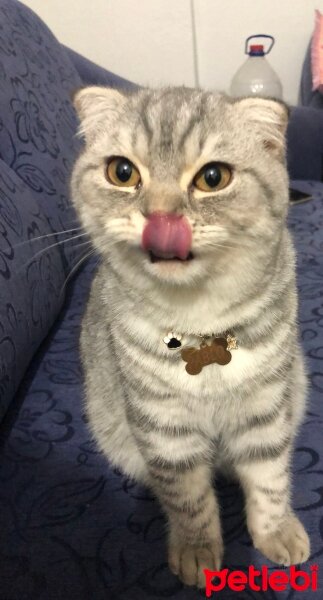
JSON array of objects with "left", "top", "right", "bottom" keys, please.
[
  {"left": 148, "top": 251, "right": 194, "bottom": 263},
  {"left": 142, "top": 250, "right": 207, "bottom": 285}
]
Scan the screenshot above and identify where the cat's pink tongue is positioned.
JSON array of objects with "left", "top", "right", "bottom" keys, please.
[{"left": 142, "top": 212, "right": 192, "bottom": 260}]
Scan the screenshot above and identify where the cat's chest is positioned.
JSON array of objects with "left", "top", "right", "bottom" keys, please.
[{"left": 110, "top": 312, "right": 274, "bottom": 400}]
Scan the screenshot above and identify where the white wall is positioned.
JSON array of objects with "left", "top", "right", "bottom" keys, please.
[{"left": 22, "top": 0, "right": 321, "bottom": 104}]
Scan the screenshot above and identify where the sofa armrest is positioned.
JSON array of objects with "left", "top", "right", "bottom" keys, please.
[
  {"left": 63, "top": 45, "right": 138, "bottom": 91},
  {"left": 287, "top": 106, "right": 323, "bottom": 182}
]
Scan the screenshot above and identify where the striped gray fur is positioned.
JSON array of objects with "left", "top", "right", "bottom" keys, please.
[{"left": 71, "top": 87, "right": 310, "bottom": 587}]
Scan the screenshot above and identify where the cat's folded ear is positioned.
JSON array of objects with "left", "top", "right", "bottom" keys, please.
[
  {"left": 234, "top": 97, "right": 289, "bottom": 157},
  {"left": 72, "top": 86, "right": 126, "bottom": 141}
]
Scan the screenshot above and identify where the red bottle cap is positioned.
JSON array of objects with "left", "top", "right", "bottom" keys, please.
[{"left": 249, "top": 44, "right": 265, "bottom": 55}]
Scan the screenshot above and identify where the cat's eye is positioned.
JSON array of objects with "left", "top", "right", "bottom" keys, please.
[
  {"left": 105, "top": 157, "right": 141, "bottom": 188},
  {"left": 193, "top": 162, "right": 232, "bottom": 193}
]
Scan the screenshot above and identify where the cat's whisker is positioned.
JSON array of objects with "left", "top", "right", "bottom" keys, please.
[
  {"left": 198, "top": 237, "right": 255, "bottom": 251},
  {"left": 99, "top": 236, "right": 138, "bottom": 250},
  {"left": 195, "top": 241, "right": 234, "bottom": 250},
  {"left": 12, "top": 227, "right": 86, "bottom": 249},
  {"left": 106, "top": 231, "right": 134, "bottom": 240},
  {"left": 195, "top": 227, "right": 226, "bottom": 233},
  {"left": 18, "top": 235, "right": 92, "bottom": 273},
  {"left": 59, "top": 247, "right": 99, "bottom": 298}
]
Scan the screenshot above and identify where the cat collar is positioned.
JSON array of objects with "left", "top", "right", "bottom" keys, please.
[{"left": 163, "top": 331, "right": 238, "bottom": 375}]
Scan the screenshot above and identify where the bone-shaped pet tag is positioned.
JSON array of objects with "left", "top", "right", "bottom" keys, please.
[{"left": 181, "top": 337, "right": 232, "bottom": 375}]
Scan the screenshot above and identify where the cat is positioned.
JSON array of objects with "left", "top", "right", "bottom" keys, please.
[{"left": 71, "top": 86, "right": 310, "bottom": 588}]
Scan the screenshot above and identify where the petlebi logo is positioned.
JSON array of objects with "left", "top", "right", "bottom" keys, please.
[{"left": 204, "top": 564, "right": 318, "bottom": 596}]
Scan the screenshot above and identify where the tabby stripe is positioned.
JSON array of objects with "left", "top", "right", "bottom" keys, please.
[
  {"left": 266, "top": 495, "right": 284, "bottom": 505},
  {"left": 123, "top": 373, "right": 172, "bottom": 399},
  {"left": 139, "top": 95, "right": 154, "bottom": 144},
  {"left": 179, "top": 533, "right": 219, "bottom": 546},
  {"left": 270, "top": 513, "right": 283, "bottom": 521},
  {"left": 158, "top": 486, "right": 210, "bottom": 508},
  {"left": 232, "top": 400, "right": 286, "bottom": 436},
  {"left": 255, "top": 484, "right": 288, "bottom": 496},
  {"left": 249, "top": 321, "right": 293, "bottom": 362},
  {"left": 234, "top": 382, "right": 292, "bottom": 435},
  {"left": 240, "top": 314, "right": 295, "bottom": 350},
  {"left": 285, "top": 404, "right": 293, "bottom": 421},
  {"left": 126, "top": 398, "right": 199, "bottom": 443},
  {"left": 273, "top": 467, "right": 289, "bottom": 480},
  {"left": 119, "top": 349, "right": 171, "bottom": 391},
  {"left": 196, "top": 518, "right": 216, "bottom": 532},
  {"left": 148, "top": 452, "right": 206, "bottom": 473},
  {"left": 136, "top": 434, "right": 210, "bottom": 466},
  {"left": 126, "top": 403, "right": 198, "bottom": 437},
  {"left": 177, "top": 114, "right": 200, "bottom": 151},
  {"left": 133, "top": 420, "right": 197, "bottom": 438},
  {"left": 244, "top": 168, "right": 282, "bottom": 219},
  {"left": 149, "top": 471, "right": 177, "bottom": 485},
  {"left": 233, "top": 435, "right": 291, "bottom": 463},
  {"left": 117, "top": 324, "right": 176, "bottom": 361},
  {"left": 168, "top": 516, "right": 216, "bottom": 538},
  {"left": 74, "top": 163, "right": 98, "bottom": 189},
  {"left": 236, "top": 354, "right": 294, "bottom": 394},
  {"left": 228, "top": 274, "right": 294, "bottom": 333},
  {"left": 161, "top": 496, "right": 209, "bottom": 519},
  {"left": 118, "top": 333, "right": 165, "bottom": 366}
]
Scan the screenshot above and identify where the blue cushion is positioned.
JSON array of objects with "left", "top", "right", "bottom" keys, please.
[
  {"left": 65, "top": 45, "right": 138, "bottom": 91},
  {"left": 287, "top": 107, "right": 323, "bottom": 182},
  {"left": 0, "top": 0, "right": 88, "bottom": 417},
  {"left": 0, "top": 0, "right": 84, "bottom": 270},
  {"left": 0, "top": 159, "right": 66, "bottom": 419}
]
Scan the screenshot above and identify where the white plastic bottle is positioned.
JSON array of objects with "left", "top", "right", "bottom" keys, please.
[{"left": 230, "top": 34, "right": 283, "bottom": 99}]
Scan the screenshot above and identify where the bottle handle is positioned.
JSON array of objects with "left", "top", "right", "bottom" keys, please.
[{"left": 245, "top": 34, "right": 275, "bottom": 55}]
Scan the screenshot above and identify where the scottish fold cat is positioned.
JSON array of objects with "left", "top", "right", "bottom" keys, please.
[{"left": 71, "top": 87, "right": 310, "bottom": 587}]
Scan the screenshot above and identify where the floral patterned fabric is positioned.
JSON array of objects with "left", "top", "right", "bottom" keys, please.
[
  {"left": 0, "top": 159, "right": 66, "bottom": 420},
  {"left": 0, "top": 0, "right": 83, "bottom": 243},
  {"left": 0, "top": 0, "right": 85, "bottom": 415},
  {"left": 0, "top": 181, "right": 322, "bottom": 600},
  {"left": 0, "top": 0, "right": 138, "bottom": 419}
]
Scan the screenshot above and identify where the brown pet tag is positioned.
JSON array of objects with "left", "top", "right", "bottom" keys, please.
[{"left": 181, "top": 337, "right": 232, "bottom": 375}]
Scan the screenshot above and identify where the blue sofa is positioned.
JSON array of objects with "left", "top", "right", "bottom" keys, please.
[{"left": 0, "top": 1, "right": 322, "bottom": 598}]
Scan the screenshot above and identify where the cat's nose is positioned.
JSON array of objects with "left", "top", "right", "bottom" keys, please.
[
  {"left": 142, "top": 211, "right": 192, "bottom": 260},
  {"left": 140, "top": 183, "right": 185, "bottom": 218}
]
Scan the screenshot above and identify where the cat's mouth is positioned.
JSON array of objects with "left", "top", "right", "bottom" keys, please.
[{"left": 149, "top": 250, "right": 194, "bottom": 263}]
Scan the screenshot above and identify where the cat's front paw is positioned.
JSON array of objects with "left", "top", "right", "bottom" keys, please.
[
  {"left": 168, "top": 538, "right": 224, "bottom": 588},
  {"left": 253, "top": 513, "right": 310, "bottom": 566}
]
